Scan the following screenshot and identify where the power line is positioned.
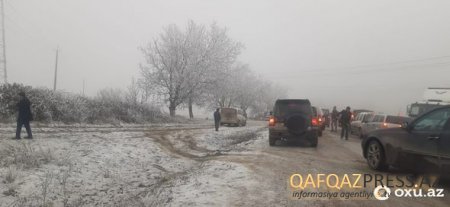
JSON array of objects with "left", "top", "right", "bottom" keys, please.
[
  {"left": 297, "top": 55, "right": 450, "bottom": 74},
  {"left": 270, "top": 61, "right": 450, "bottom": 80}
]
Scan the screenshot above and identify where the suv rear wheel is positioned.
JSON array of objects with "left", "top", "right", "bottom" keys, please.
[
  {"left": 310, "top": 136, "right": 318, "bottom": 147},
  {"left": 269, "top": 134, "right": 277, "bottom": 146}
]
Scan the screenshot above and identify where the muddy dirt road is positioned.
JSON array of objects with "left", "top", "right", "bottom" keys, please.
[
  {"left": 0, "top": 121, "right": 449, "bottom": 206},
  {"left": 144, "top": 121, "right": 450, "bottom": 207}
]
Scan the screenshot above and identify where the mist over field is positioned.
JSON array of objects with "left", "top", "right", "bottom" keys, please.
[{"left": 2, "top": 0, "right": 449, "bottom": 115}]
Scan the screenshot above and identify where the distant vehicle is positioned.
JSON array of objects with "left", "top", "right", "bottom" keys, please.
[
  {"left": 407, "top": 87, "right": 450, "bottom": 118},
  {"left": 362, "top": 106, "right": 450, "bottom": 174},
  {"left": 312, "top": 106, "right": 325, "bottom": 136},
  {"left": 360, "top": 114, "right": 412, "bottom": 138},
  {"left": 264, "top": 111, "right": 272, "bottom": 121},
  {"left": 352, "top": 109, "right": 373, "bottom": 120},
  {"left": 351, "top": 112, "right": 374, "bottom": 138},
  {"left": 321, "top": 108, "right": 330, "bottom": 128},
  {"left": 220, "top": 108, "right": 247, "bottom": 127},
  {"left": 268, "top": 99, "right": 318, "bottom": 147}
]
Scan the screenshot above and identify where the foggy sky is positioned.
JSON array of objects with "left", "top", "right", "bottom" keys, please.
[{"left": 5, "top": 0, "right": 450, "bottom": 115}]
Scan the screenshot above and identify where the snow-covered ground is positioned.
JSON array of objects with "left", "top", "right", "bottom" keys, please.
[
  {"left": 0, "top": 120, "right": 266, "bottom": 207},
  {"left": 2, "top": 121, "right": 448, "bottom": 207}
]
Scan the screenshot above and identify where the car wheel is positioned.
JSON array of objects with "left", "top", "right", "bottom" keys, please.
[
  {"left": 269, "top": 135, "right": 277, "bottom": 146},
  {"left": 310, "top": 136, "right": 318, "bottom": 147},
  {"left": 366, "top": 140, "right": 388, "bottom": 171}
]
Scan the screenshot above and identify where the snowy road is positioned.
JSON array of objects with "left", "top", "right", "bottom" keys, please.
[{"left": 0, "top": 121, "right": 449, "bottom": 206}]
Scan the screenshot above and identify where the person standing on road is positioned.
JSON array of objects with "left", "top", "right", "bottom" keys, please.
[
  {"left": 331, "top": 106, "right": 338, "bottom": 132},
  {"left": 15, "top": 91, "right": 33, "bottom": 139},
  {"left": 340, "top": 106, "right": 352, "bottom": 140},
  {"left": 213, "top": 108, "right": 221, "bottom": 131}
]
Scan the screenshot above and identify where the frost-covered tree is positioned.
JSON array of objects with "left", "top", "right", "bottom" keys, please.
[{"left": 140, "top": 21, "right": 242, "bottom": 117}]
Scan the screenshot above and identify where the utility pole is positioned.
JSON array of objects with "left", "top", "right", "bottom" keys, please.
[
  {"left": 53, "top": 46, "right": 59, "bottom": 91},
  {"left": 0, "top": 0, "right": 7, "bottom": 84}
]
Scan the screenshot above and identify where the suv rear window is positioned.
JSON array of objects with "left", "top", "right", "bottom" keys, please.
[
  {"left": 221, "top": 108, "right": 237, "bottom": 115},
  {"left": 363, "top": 114, "right": 374, "bottom": 122},
  {"left": 312, "top": 107, "right": 317, "bottom": 117},
  {"left": 372, "top": 115, "right": 385, "bottom": 122},
  {"left": 274, "top": 100, "right": 311, "bottom": 117}
]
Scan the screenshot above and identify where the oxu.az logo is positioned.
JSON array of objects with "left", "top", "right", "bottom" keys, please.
[{"left": 373, "top": 185, "right": 391, "bottom": 200}]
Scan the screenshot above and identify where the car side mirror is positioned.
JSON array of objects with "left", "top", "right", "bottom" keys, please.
[
  {"left": 401, "top": 122, "right": 411, "bottom": 131},
  {"left": 269, "top": 111, "right": 273, "bottom": 115}
]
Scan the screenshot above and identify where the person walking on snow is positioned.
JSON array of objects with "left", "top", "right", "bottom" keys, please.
[
  {"left": 331, "top": 106, "right": 339, "bottom": 132},
  {"left": 213, "top": 108, "right": 221, "bottom": 131},
  {"left": 15, "top": 91, "right": 33, "bottom": 139},
  {"left": 340, "top": 106, "right": 352, "bottom": 140}
]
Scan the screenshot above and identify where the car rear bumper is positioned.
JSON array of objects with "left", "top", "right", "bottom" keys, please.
[
  {"left": 221, "top": 119, "right": 239, "bottom": 124},
  {"left": 269, "top": 126, "right": 318, "bottom": 140}
]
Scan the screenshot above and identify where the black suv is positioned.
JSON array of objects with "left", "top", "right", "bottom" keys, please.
[{"left": 268, "top": 99, "right": 319, "bottom": 147}]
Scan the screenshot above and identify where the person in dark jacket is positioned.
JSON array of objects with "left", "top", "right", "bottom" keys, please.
[
  {"left": 331, "top": 106, "right": 339, "bottom": 132},
  {"left": 213, "top": 108, "right": 221, "bottom": 131},
  {"left": 15, "top": 91, "right": 33, "bottom": 139},
  {"left": 339, "top": 106, "right": 352, "bottom": 140}
]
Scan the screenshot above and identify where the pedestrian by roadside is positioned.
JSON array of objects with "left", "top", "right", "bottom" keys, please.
[
  {"left": 331, "top": 106, "right": 338, "bottom": 132},
  {"left": 15, "top": 91, "right": 33, "bottom": 139},
  {"left": 213, "top": 108, "right": 221, "bottom": 131},
  {"left": 340, "top": 106, "right": 352, "bottom": 140}
]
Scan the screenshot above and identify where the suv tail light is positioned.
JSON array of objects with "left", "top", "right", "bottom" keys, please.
[
  {"left": 269, "top": 116, "right": 276, "bottom": 126},
  {"left": 311, "top": 118, "right": 319, "bottom": 126}
]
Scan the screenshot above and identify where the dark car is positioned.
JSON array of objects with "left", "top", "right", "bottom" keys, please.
[
  {"left": 268, "top": 99, "right": 319, "bottom": 147},
  {"left": 361, "top": 106, "right": 450, "bottom": 174}
]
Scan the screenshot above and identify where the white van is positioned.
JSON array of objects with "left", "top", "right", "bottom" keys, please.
[{"left": 220, "top": 108, "right": 247, "bottom": 127}]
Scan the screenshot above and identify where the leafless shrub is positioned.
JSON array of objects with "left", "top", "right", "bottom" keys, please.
[
  {"left": 67, "top": 197, "right": 85, "bottom": 207},
  {"left": 55, "top": 151, "right": 75, "bottom": 167},
  {"left": 0, "top": 141, "right": 54, "bottom": 169},
  {"left": 57, "top": 164, "right": 73, "bottom": 207},
  {"left": 0, "top": 83, "right": 166, "bottom": 123},
  {"left": 99, "top": 159, "right": 118, "bottom": 179},
  {"left": 3, "top": 165, "right": 18, "bottom": 183},
  {"left": 114, "top": 192, "right": 157, "bottom": 207},
  {"left": 40, "top": 171, "right": 54, "bottom": 207},
  {"left": 2, "top": 184, "right": 18, "bottom": 197},
  {"left": 9, "top": 196, "right": 42, "bottom": 207}
]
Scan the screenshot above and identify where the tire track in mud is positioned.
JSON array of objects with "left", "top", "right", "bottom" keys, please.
[
  {"left": 141, "top": 126, "right": 267, "bottom": 205},
  {"left": 144, "top": 127, "right": 265, "bottom": 161}
]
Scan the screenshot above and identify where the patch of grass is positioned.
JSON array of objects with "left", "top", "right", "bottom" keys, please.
[
  {"left": 40, "top": 171, "right": 54, "bottom": 207},
  {"left": 2, "top": 185, "right": 18, "bottom": 197},
  {"left": 0, "top": 141, "right": 54, "bottom": 169},
  {"left": 3, "top": 165, "right": 19, "bottom": 183},
  {"left": 228, "top": 131, "right": 259, "bottom": 145}
]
